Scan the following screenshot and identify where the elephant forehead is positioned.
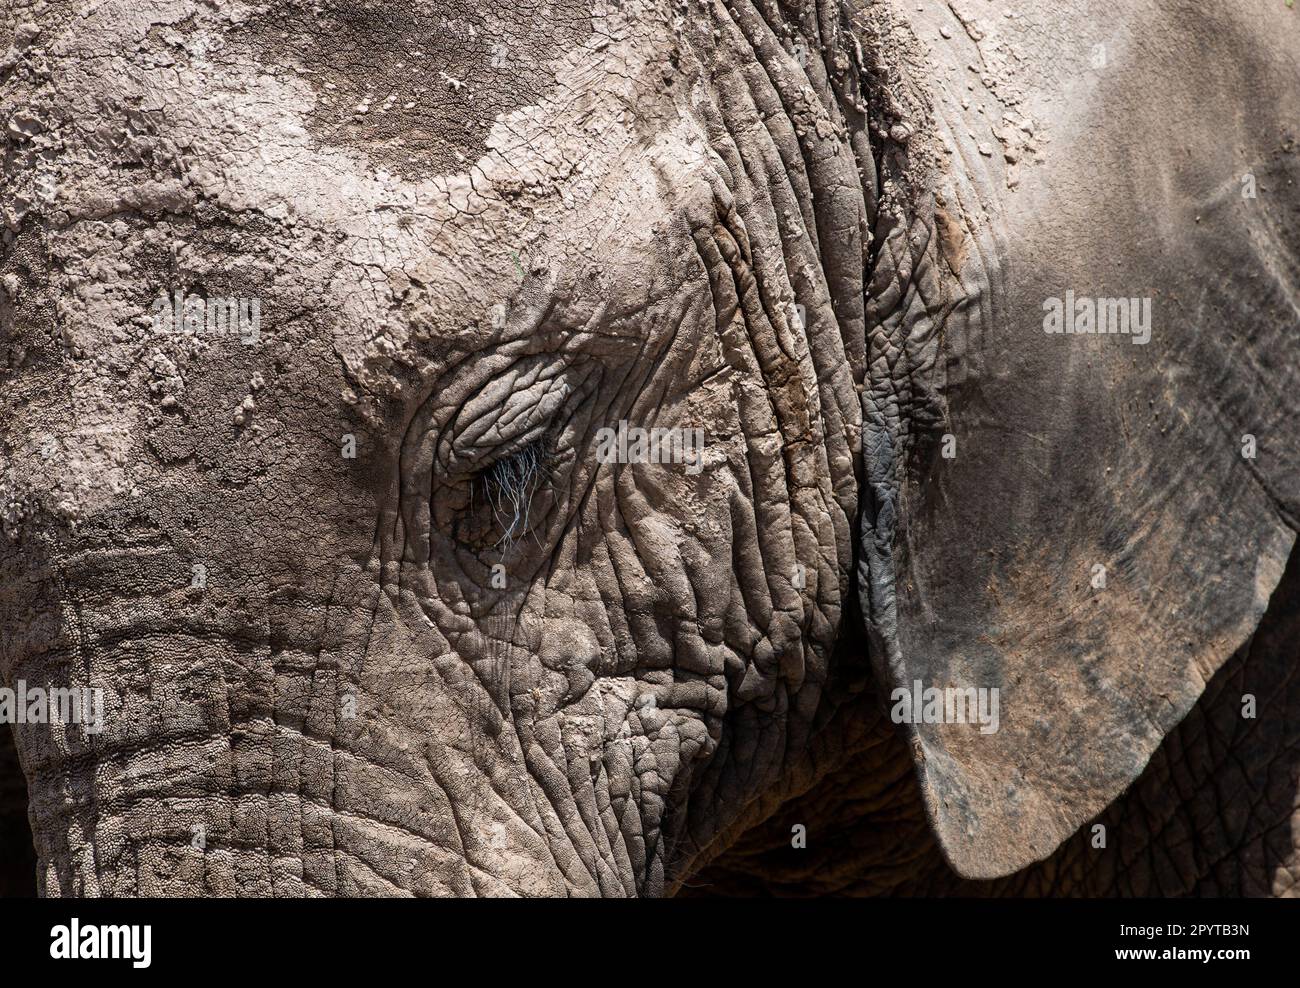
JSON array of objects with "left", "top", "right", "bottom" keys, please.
[
  {"left": 25, "top": 0, "right": 717, "bottom": 403},
  {"left": 44, "top": 0, "right": 603, "bottom": 177},
  {"left": 238, "top": 0, "right": 602, "bottom": 177},
  {"left": 45, "top": 0, "right": 678, "bottom": 184}
]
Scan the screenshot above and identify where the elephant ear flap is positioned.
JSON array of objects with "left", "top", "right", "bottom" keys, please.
[
  {"left": 856, "top": 218, "right": 1300, "bottom": 882},
  {"left": 864, "top": 359, "right": 1296, "bottom": 879}
]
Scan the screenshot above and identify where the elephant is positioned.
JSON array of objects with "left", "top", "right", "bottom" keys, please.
[{"left": 0, "top": 0, "right": 1297, "bottom": 898}]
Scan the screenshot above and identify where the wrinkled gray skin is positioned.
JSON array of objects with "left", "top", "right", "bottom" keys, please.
[{"left": 0, "top": 0, "right": 1298, "bottom": 897}]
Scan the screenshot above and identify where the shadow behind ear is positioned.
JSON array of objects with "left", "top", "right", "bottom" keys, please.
[{"left": 0, "top": 720, "right": 37, "bottom": 896}]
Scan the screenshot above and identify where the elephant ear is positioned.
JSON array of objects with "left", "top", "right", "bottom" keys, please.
[{"left": 857, "top": 9, "right": 1300, "bottom": 879}]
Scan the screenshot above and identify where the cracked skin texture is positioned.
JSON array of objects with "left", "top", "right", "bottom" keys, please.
[{"left": 0, "top": 0, "right": 1297, "bottom": 898}]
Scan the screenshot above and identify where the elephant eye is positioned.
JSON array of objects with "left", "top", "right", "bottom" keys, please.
[
  {"left": 431, "top": 358, "right": 587, "bottom": 555},
  {"left": 454, "top": 435, "right": 556, "bottom": 552},
  {"left": 480, "top": 438, "right": 552, "bottom": 545}
]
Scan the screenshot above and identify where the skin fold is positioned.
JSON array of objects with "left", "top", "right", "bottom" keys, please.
[{"left": 0, "top": 0, "right": 1296, "bottom": 897}]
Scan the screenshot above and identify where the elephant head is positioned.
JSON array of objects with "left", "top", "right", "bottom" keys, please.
[{"left": 0, "top": 0, "right": 1297, "bottom": 896}]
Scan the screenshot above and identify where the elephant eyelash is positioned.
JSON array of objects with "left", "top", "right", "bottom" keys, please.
[{"left": 471, "top": 436, "right": 554, "bottom": 550}]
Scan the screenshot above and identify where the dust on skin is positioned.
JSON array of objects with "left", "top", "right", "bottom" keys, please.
[
  {"left": 1, "top": 0, "right": 717, "bottom": 527},
  {"left": 925, "top": 484, "right": 1294, "bottom": 870}
]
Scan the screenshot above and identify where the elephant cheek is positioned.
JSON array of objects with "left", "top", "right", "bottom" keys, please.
[{"left": 537, "top": 620, "right": 601, "bottom": 704}]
